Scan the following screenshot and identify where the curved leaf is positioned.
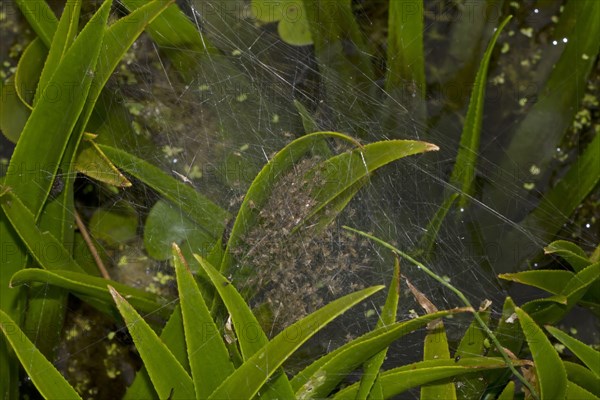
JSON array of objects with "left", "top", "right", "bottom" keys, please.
[
  {"left": 515, "top": 306, "right": 567, "bottom": 399},
  {"left": 563, "top": 361, "right": 600, "bottom": 395},
  {"left": 292, "top": 310, "right": 469, "bottom": 398},
  {"left": 172, "top": 245, "right": 234, "bottom": 398},
  {"left": 333, "top": 357, "right": 519, "bottom": 399},
  {"left": 499, "top": 270, "right": 575, "bottom": 295},
  {"left": 10, "top": 269, "right": 170, "bottom": 319},
  {"left": 544, "top": 240, "right": 591, "bottom": 272},
  {"left": 110, "top": 287, "right": 195, "bottom": 400},
  {"left": 546, "top": 326, "right": 600, "bottom": 377},
  {"left": 0, "top": 310, "right": 82, "bottom": 400}
]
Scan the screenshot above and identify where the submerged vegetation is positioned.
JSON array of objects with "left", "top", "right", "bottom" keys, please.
[{"left": 0, "top": 0, "right": 598, "bottom": 399}]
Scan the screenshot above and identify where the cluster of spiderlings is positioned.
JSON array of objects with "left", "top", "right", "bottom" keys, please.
[{"left": 231, "top": 156, "right": 372, "bottom": 334}]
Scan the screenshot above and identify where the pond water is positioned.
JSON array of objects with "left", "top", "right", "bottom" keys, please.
[{"left": 1, "top": 0, "right": 598, "bottom": 398}]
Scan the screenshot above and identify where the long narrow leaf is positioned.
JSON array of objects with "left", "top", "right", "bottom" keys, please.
[
  {"left": 99, "top": 145, "right": 229, "bottom": 240},
  {"left": 515, "top": 306, "right": 567, "bottom": 399},
  {"left": 173, "top": 245, "right": 234, "bottom": 398},
  {"left": 292, "top": 310, "right": 468, "bottom": 398},
  {"left": 110, "top": 287, "right": 195, "bottom": 400},
  {"left": 10, "top": 269, "right": 169, "bottom": 319},
  {"left": 356, "top": 258, "right": 400, "bottom": 399},
  {"left": 449, "top": 16, "right": 511, "bottom": 208},
  {"left": 546, "top": 326, "right": 600, "bottom": 377},
  {"left": 207, "top": 285, "right": 385, "bottom": 399},
  {"left": 0, "top": 310, "right": 82, "bottom": 400},
  {"left": 4, "top": 0, "right": 111, "bottom": 218},
  {"left": 333, "top": 357, "right": 520, "bottom": 399},
  {"left": 195, "top": 254, "right": 296, "bottom": 399}
]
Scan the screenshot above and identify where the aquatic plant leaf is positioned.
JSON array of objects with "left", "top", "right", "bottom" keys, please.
[
  {"left": 124, "top": 306, "right": 187, "bottom": 400},
  {"left": 449, "top": 16, "right": 511, "bottom": 208},
  {"left": 172, "top": 245, "right": 234, "bottom": 398},
  {"left": 421, "top": 322, "right": 456, "bottom": 399},
  {"left": 207, "top": 285, "right": 384, "bottom": 399},
  {"left": 99, "top": 145, "right": 229, "bottom": 240},
  {"left": 144, "top": 200, "right": 215, "bottom": 261},
  {"left": 194, "top": 254, "right": 295, "bottom": 399},
  {"left": 0, "top": 189, "right": 84, "bottom": 273},
  {"left": 219, "top": 131, "right": 361, "bottom": 274},
  {"left": 4, "top": 0, "right": 110, "bottom": 218},
  {"left": 415, "top": 192, "right": 459, "bottom": 259},
  {"left": 514, "top": 306, "right": 567, "bottom": 399},
  {"left": 120, "top": 0, "right": 218, "bottom": 81},
  {"left": 89, "top": 201, "right": 138, "bottom": 246},
  {"left": 546, "top": 326, "right": 600, "bottom": 377},
  {"left": 544, "top": 240, "right": 591, "bottom": 272},
  {"left": 563, "top": 361, "right": 600, "bottom": 395},
  {"left": 356, "top": 257, "right": 401, "bottom": 399},
  {"left": 74, "top": 139, "right": 132, "bottom": 187},
  {"left": 10, "top": 269, "right": 169, "bottom": 320},
  {"left": 302, "top": 140, "right": 439, "bottom": 225},
  {"left": 14, "top": 0, "right": 57, "bottom": 46},
  {"left": 15, "top": 38, "right": 46, "bottom": 110},
  {"left": 110, "top": 287, "right": 195, "bottom": 400},
  {"left": 0, "top": 76, "right": 30, "bottom": 143},
  {"left": 499, "top": 0, "right": 600, "bottom": 188},
  {"left": 521, "top": 262, "right": 600, "bottom": 324},
  {"left": 292, "top": 310, "right": 467, "bottom": 398},
  {"left": 34, "top": 0, "right": 81, "bottom": 106},
  {"left": 496, "top": 381, "right": 515, "bottom": 400},
  {"left": 332, "top": 357, "right": 519, "bottom": 399},
  {"left": 453, "top": 311, "right": 491, "bottom": 399},
  {"left": 521, "top": 131, "right": 600, "bottom": 245},
  {"left": 567, "top": 381, "right": 599, "bottom": 399},
  {"left": 499, "top": 270, "right": 575, "bottom": 295},
  {"left": 0, "top": 310, "right": 82, "bottom": 400},
  {"left": 386, "top": 0, "right": 426, "bottom": 120},
  {"left": 252, "top": 0, "right": 312, "bottom": 45}
]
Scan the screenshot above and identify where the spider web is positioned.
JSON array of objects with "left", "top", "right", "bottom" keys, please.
[{"left": 2, "top": 0, "right": 598, "bottom": 398}]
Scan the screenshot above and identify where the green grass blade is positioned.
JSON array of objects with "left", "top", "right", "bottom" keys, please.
[
  {"left": 14, "top": 0, "right": 57, "bottom": 46},
  {"left": 356, "top": 257, "right": 400, "bottom": 399},
  {"left": 333, "top": 357, "right": 519, "bottom": 399},
  {"left": 208, "top": 286, "right": 384, "bottom": 399},
  {"left": 449, "top": 16, "right": 511, "bottom": 208},
  {"left": 194, "top": 254, "right": 296, "bottom": 399},
  {"left": 544, "top": 241, "right": 591, "bottom": 272},
  {"left": 4, "top": 0, "right": 111, "bottom": 218},
  {"left": 110, "top": 286, "right": 195, "bottom": 400},
  {"left": 34, "top": 0, "right": 81, "bottom": 106},
  {"left": 546, "top": 326, "right": 600, "bottom": 377},
  {"left": 99, "top": 145, "right": 229, "bottom": 239},
  {"left": 172, "top": 245, "right": 234, "bottom": 398},
  {"left": 0, "top": 189, "right": 84, "bottom": 273},
  {"left": 0, "top": 309, "right": 82, "bottom": 400},
  {"left": 292, "top": 310, "right": 468, "bottom": 398},
  {"left": 10, "top": 269, "right": 169, "bottom": 319},
  {"left": 515, "top": 306, "right": 567, "bottom": 399}
]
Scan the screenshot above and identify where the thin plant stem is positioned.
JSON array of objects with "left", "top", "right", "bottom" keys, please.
[
  {"left": 74, "top": 209, "right": 111, "bottom": 280},
  {"left": 343, "top": 225, "right": 540, "bottom": 400}
]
